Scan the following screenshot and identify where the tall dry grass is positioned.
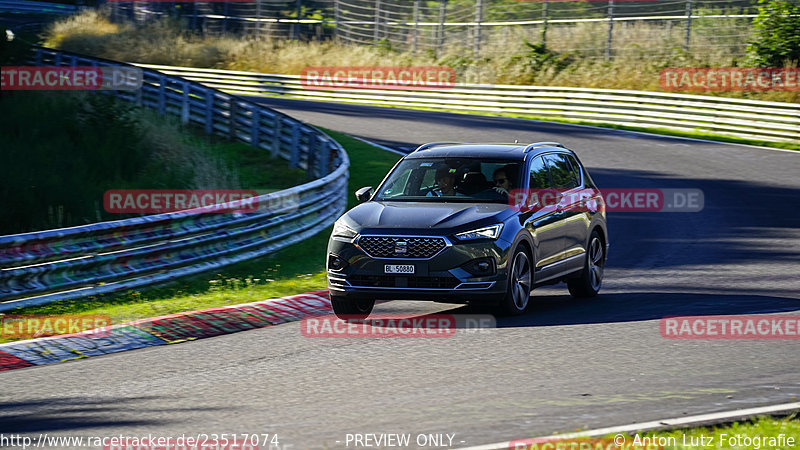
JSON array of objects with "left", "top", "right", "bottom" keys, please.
[{"left": 42, "top": 9, "right": 798, "bottom": 103}]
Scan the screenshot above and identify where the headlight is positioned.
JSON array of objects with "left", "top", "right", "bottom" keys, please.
[
  {"left": 332, "top": 221, "right": 357, "bottom": 238},
  {"left": 455, "top": 224, "right": 503, "bottom": 241}
]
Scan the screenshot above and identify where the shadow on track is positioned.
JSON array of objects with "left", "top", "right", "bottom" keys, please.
[
  {"left": 373, "top": 292, "right": 799, "bottom": 329},
  {"left": 0, "top": 396, "right": 227, "bottom": 433}
]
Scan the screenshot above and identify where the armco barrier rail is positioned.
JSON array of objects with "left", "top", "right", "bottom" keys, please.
[
  {"left": 136, "top": 63, "right": 800, "bottom": 144},
  {"left": 0, "top": 47, "right": 349, "bottom": 312}
]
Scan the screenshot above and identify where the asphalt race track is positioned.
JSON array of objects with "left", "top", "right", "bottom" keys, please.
[{"left": 2, "top": 99, "right": 799, "bottom": 449}]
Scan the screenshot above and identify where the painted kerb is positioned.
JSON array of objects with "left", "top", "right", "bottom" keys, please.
[{"left": 0, "top": 47, "right": 349, "bottom": 312}]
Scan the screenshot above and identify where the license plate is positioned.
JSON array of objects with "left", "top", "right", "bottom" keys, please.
[{"left": 385, "top": 264, "right": 415, "bottom": 274}]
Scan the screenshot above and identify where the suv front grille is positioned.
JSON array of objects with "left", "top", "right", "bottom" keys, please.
[
  {"left": 357, "top": 236, "right": 447, "bottom": 259},
  {"left": 348, "top": 275, "right": 459, "bottom": 289}
]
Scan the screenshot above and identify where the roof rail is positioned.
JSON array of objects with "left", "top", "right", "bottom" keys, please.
[
  {"left": 413, "top": 142, "right": 463, "bottom": 152},
  {"left": 523, "top": 142, "right": 565, "bottom": 153}
]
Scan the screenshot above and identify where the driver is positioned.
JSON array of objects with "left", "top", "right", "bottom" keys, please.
[{"left": 428, "top": 168, "right": 462, "bottom": 197}]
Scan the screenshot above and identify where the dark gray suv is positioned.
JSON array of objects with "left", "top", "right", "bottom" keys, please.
[{"left": 326, "top": 142, "right": 609, "bottom": 318}]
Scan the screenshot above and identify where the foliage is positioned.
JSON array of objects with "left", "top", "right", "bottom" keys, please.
[
  {"left": 747, "top": 0, "right": 800, "bottom": 67},
  {"left": 524, "top": 40, "right": 574, "bottom": 73}
]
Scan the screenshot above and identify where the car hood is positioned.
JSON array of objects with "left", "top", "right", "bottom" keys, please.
[{"left": 343, "top": 201, "right": 512, "bottom": 232}]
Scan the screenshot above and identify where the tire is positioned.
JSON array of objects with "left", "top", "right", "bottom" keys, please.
[
  {"left": 568, "top": 230, "right": 605, "bottom": 298},
  {"left": 330, "top": 296, "right": 375, "bottom": 320},
  {"left": 496, "top": 246, "right": 532, "bottom": 316}
]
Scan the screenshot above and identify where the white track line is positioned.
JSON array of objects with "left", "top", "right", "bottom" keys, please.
[
  {"left": 457, "top": 402, "right": 800, "bottom": 450},
  {"left": 349, "top": 135, "right": 408, "bottom": 155}
]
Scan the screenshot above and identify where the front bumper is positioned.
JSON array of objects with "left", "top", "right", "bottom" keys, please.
[{"left": 326, "top": 234, "right": 512, "bottom": 303}]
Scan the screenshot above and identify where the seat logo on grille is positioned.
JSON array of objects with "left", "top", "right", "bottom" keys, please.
[{"left": 395, "top": 241, "right": 407, "bottom": 254}]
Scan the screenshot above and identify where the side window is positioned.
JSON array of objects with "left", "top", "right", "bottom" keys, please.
[
  {"left": 565, "top": 155, "right": 583, "bottom": 187},
  {"left": 543, "top": 154, "right": 578, "bottom": 190},
  {"left": 528, "top": 156, "right": 551, "bottom": 189}
]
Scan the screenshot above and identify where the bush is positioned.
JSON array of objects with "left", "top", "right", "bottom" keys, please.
[{"left": 747, "top": 0, "right": 800, "bottom": 67}]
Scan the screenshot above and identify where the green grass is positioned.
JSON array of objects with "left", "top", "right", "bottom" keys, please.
[
  {"left": 0, "top": 129, "right": 400, "bottom": 343},
  {"left": 602, "top": 414, "right": 800, "bottom": 449}
]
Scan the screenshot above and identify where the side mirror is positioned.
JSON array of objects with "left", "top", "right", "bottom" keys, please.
[{"left": 355, "top": 186, "right": 373, "bottom": 203}]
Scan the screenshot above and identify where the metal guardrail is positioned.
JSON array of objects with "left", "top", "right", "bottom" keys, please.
[
  {"left": 0, "top": 47, "right": 349, "bottom": 312},
  {"left": 136, "top": 63, "right": 800, "bottom": 144}
]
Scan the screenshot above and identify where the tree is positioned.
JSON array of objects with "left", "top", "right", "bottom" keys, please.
[{"left": 747, "top": 0, "right": 800, "bottom": 67}]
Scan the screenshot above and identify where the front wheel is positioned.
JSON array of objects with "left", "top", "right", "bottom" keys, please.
[
  {"left": 567, "top": 230, "right": 605, "bottom": 298},
  {"left": 330, "top": 296, "right": 375, "bottom": 320},
  {"left": 496, "top": 247, "right": 532, "bottom": 316}
]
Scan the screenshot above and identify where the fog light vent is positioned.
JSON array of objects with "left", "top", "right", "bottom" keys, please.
[
  {"left": 462, "top": 257, "right": 496, "bottom": 276},
  {"left": 328, "top": 254, "right": 347, "bottom": 271}
]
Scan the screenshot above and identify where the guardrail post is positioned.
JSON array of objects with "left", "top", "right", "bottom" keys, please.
[
  {"left": 223, "top": 2, "right": 229, "bottom": 33},
  {"left": 250, "top": 108, "right": 260, "bottom": 148},
  {"left": 289, "top": 123, "right": 300, "bottom": 169},
  {"left": 181, "top": 81, "right": 190, "bottom": 124},
  {"left": 293, "top": 0, "right": 301, "bottom": 40},
  {"left": 334, "top": 0, "right": 340, "bottom": 42},
  {"left": 373, "top": 0, "right": 381, "bottom": 42},
  {"left": 229, "top": 97, "right": 238, "bottom": 140},
  {"left": 205, "top": 88, "right": 214, "bottom": 134},
  {"left": 54, "top": 52, "right": 62, "bottom": 66},
  {"left": 34, "top": 48, "right": 42, "bottom": 66},
  {"left": 319, "top": 140, "right": 330, "bottom": 177},
  {"left": 254, "top": 0, "right": 262, "bottom": 37},
  {"left": 272, "top": 116, "right": 282, "bottom": 158},
  {"left": 306, "top": 133, "right": 318, "bottom": 178},
  {"left": 157, "top": 74, "right": 166, "bottom": 115}
]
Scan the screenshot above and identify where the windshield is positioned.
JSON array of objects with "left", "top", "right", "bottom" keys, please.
[{"left": 375, "top": 158, "right": 522, "bottom": 203}]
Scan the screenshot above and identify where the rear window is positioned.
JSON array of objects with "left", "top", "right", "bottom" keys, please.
[
  {"left": 565, "top": 154, "right": 583, "bottom": 186},
  {"left": 543, "top": 154, "right": 579, "bottom": 190}
]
